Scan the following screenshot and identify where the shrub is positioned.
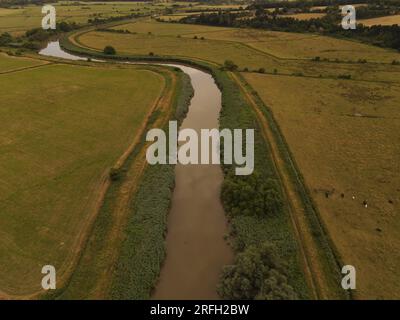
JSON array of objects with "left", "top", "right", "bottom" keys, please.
[
  {"left": 338, "top": 74, "right": 352, "bottom": 79},
  {"left": 0, "top": 32, "right": 12, "bottom": 46},
  {"left": 258, "top": 68, "right": 265, "bottom": 73},
  {"left": 193, "top": 35, "right": 198, "bottom": 39},
  {"left": 218, "top": 243, "right": 298, "bottom": 300},
  {"left": 224, "top": 60, "right": 238, "bottom": 71},
  {"left": 149, "top": 52, "right": 154, "bottom": 56},
  {"left": 109, "top": 167, "right": 122, "bottom": 181},
  {"left": 22, "top": 41, "right": 41, "bottom": 50},
  {"left": 221, "top": 172, "right": 283, "bottom": 217},
  {"left": 243, "top": 67, "right": 249, "bottom": 72},
  {"left": 103, "top": 45, "right": 116, "bottom": 55}
]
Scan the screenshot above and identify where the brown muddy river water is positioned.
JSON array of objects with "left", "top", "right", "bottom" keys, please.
[{"left": 40, "top": 42, "right": 233, "bottom": 299}]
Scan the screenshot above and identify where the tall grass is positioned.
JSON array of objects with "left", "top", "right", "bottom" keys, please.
[{"left": 110, "top": 72, "right": 193, "bottom": 299}]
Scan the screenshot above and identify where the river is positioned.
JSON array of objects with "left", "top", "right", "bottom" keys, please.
[{"left": 39, "top": 41, "right": 233, "bottom": 299}]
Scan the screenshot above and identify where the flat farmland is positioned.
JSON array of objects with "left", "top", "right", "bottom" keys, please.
[
  {"left": 243, "top": 72, "right": 400, "bottom": 299},
  {"left": 0, "top": 52, "right": 47, "bottom": 72},
  {"left": 78, "top": 20, "right": 400, "bottom": 82},
  {"left": 281, "top": 13, "right": 326, "bottom": 20},
  {"left": 176, "top": 26, "right": 400, "bottom": 63},
  {"left": 77, "top": 29, "right": 292, "bottom": 72},
  {"left": 0, "top": 2, "right": 158, "bottom": 35},
  {"left": 359, "top": 14, "right": 400, "bottom": 27},
  {"left": 0, "top": 60, "right": 165, "bottom": 296},
  {"left": 110, "top": 20, "right": 229, "bottom": 36}
]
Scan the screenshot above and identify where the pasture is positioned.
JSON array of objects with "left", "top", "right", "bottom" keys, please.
[
  {"left": 0, "top": 58, "right": 165, "bottom": 296},
  {"left": 243, "top": 72, "right": 400, "bottom": 299}
]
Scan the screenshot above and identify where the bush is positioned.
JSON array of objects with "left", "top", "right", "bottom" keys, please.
[
  {"left": 338, "top": 74, "right": 352, "bottom": 80},
  {"left": 103, "top": 45, "right": 116, "bottom": 55},
  {"left": 218, "top": 243, "right": 298, "bottom": 300},
  {"left": 221, "top": 172, "right": 282, "bottom": 217},
  {"left": 224, "top": 60, "right": 238, "bottom": 71},
  {"left": 258, "top": 68, "right": 265, "bottom": 73},
  {"left": 193, "top": 35, "right": 198, "bottom": 39},
  {"left": 109, "top": 167, "right": 122, "bottom": 181},
  {"left": 0, "top": 32, "right": 12, "bottom": 46},
  {"left": 22, "top": 41, "right": 41, "bottom": 50},
  {"left": 149, "top": 52, "right": 154, "bottom": 56}
]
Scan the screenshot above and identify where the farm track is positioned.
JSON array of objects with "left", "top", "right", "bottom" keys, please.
[{"left": 229, "top": 71, "right": 335, "bottom": 300}]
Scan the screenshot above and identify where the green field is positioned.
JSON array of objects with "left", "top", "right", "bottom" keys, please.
[{"left": 0, "top": 58, "right": 164, "bottom": 296}]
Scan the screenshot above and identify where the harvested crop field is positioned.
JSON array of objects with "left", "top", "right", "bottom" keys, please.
[{"left": 243, "top": 72, "right": 400, "bottom": 299}]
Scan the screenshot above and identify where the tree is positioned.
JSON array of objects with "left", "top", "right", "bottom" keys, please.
[
  {"left": 224, "top": 60, "right": 238, "bottom": 71},
  {"left": 218, "top": 243, "right": 298, "bottom": 300},
  {"left": 221, "top": 172, "right": 283, "bottom": 217},
  {"left": 0, "top": 32, "right": 12, "bottom": 46},
  {"left": 103, "top": 45, "right": 116, "bottom": 55}
]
